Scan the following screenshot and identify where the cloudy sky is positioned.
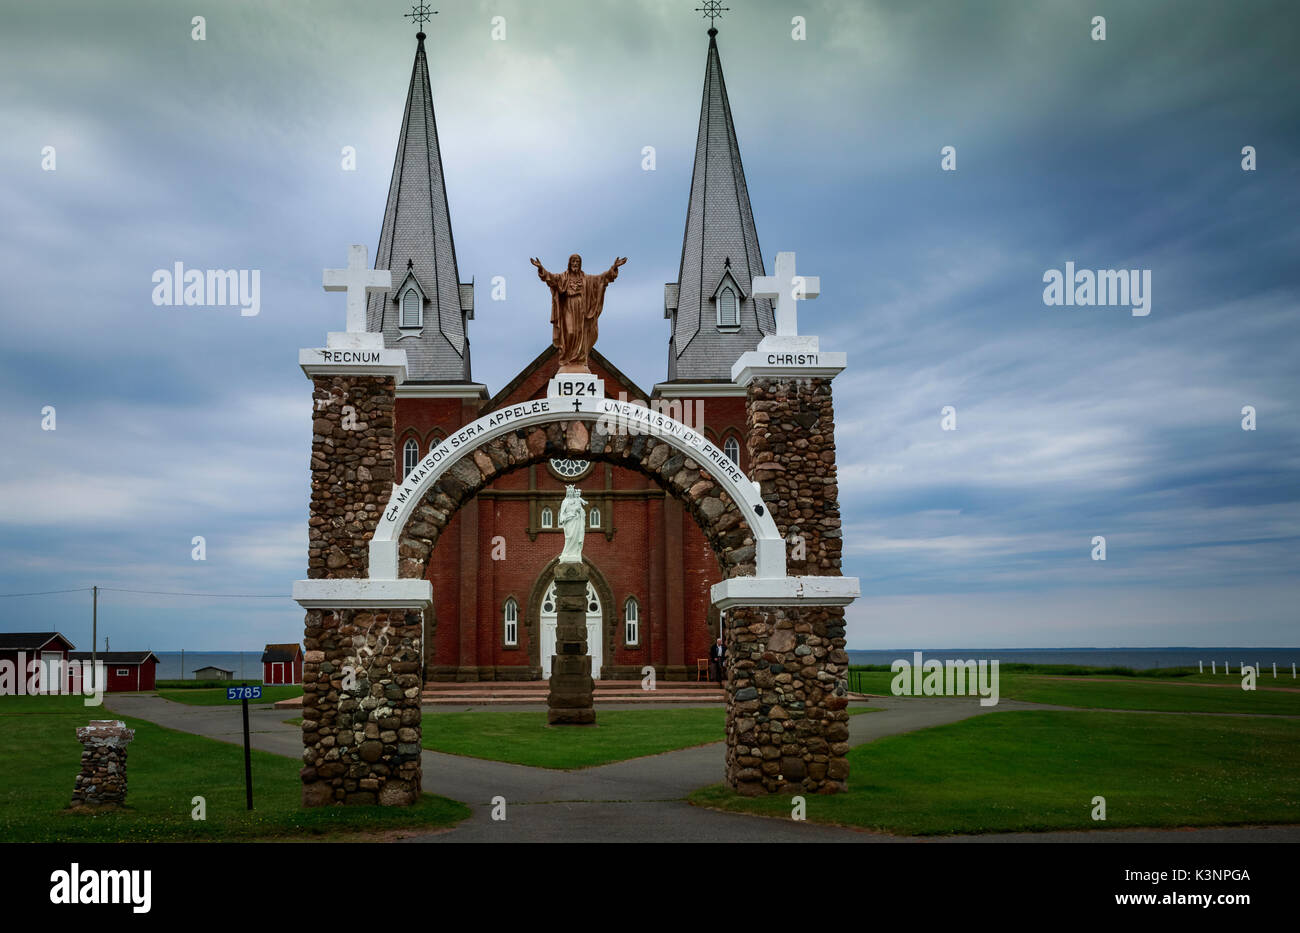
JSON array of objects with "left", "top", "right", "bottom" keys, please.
[{"left": 1, "top": 0, "right": 1297, "bottom": 651}]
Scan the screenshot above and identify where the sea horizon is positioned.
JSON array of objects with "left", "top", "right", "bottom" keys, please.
[{"left": 140, "top": 646, "right": 1300, "bottom": 680}]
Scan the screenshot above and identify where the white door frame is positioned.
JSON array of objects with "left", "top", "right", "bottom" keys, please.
[{"left": 539, "top": 580, "right": 602, "bottom": 680}]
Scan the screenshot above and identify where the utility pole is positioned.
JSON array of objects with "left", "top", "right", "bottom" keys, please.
[{"left": 91, "top": 585, "right": 98, "bottom": 689}]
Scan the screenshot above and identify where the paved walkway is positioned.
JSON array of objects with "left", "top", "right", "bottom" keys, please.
[{"left": 103, "top": 694, "right": 1300, "bottom": 843}]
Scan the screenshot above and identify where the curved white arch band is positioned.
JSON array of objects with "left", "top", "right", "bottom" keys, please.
[{"left": 368, "top": 396, "right": 787, "bottom": 581}]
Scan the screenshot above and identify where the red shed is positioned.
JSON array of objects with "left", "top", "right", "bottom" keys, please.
[
  {"left": 69, "top": 651, "right": 159, "bottom": 693},
  {"left": 261, "top": 643, "right": 303, "bottom": 685},
  {"left": 0, "top": 632, "right": 75, "bottom": 692}
]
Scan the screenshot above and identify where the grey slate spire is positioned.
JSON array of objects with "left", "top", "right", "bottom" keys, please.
[
  {"left": 367, "top": 30, "right": 475, "bottom": 382},
  {"left": 664, "top": 27, "right": 773, "bottom": 382}
]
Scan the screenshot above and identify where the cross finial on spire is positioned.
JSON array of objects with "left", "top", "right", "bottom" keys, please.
[
  {"left": 695, "top": 1, "right": 729, "bottom": 30},
  {"left": 404, "top": 2, "right": 436, "bottom": 34}
]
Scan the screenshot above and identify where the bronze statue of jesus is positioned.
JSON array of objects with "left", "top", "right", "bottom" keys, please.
[{"left": 531, "top": 254, "right": 627, "bottom": 373}]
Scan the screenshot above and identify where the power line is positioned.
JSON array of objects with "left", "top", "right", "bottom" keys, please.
[
  {"left": 0, "top": 586, "right": 288, "bottom": 600},
  {"left": 0, "top": 587, "right": 92, "bottom": 598},
  {"left": 98, "top": 587, "right": 287, "bottom": 599}
]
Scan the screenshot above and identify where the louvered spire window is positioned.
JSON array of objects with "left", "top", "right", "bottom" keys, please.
[
  {"left": 401, "top": 288, "right": 422, "bottom": 328},
  {"left": 717, "top": 286, "right": 738, "bottom": 329}
]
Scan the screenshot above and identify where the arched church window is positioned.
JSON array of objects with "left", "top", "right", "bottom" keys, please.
[
  {"left": 723, "top": 436, "right": 740, "bottom": 466},
  {"left": 403, "top": 438, "right": 419, "bottom": 478},
  {"left": 717, "top": 286, "right": 738, "bottom": 328},
  {"left": 541, "top": 506, "right": 554, "bottom": 529},
  {"left": 503, "top": 598, "right": 518, "bottom": 646},
  {"left": 401, "top": 288, "right": 421, "bottom": 328},
  {"left": 589, "top": 505, "right": 601, "bottom": 528},
  {"left": 624, "top": 597, "right": 639, "bottom": 646}
]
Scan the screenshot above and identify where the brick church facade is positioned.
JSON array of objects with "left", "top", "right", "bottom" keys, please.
[{"left": 368, "top": 27, "right": 777, "bottom": 682}]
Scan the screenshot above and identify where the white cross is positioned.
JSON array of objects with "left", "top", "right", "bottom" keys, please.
[
  {"left": 752, "top": 251, "right": 820, "bottom": 337},
  {"left": 323, "top": 244, "right": 391, "bottom": 333}
]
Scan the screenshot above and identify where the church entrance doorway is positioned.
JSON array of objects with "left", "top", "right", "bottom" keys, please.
[{"left": 539, "top": 578, "right": 602, "bottom": 680}]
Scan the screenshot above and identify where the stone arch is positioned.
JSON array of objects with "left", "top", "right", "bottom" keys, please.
[
  {"left": 295, "top": 369, "right": 859, "bottom": 806},
  {"left": 391, "top": 419, "right": 768, "bottom": 589},
  {"left": 369, "top": 398, "right": 788, "bottom": 584}
]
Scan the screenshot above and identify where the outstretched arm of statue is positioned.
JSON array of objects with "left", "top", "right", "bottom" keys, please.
[
  {"left": 530, "top": 257, "right": 557, "bottom": 286},
  {"left": 603, "top": 256, "right": 628, "bottom": 282}
]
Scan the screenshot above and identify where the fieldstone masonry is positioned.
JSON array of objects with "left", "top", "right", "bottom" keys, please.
[
  {"left": 308, "top": 373, "right": 397, "bottom": 579},
  {"left": 302, "top": 371, "right": 425, "bottom": 806},
  {"left": 725, "top": 376, "right": 850, "bottom": 795},
  {"left": 397, "top": 423, "right": 757, "bottom": 582},
  {"left": 301, "top": 607, "right": 423, "bottom": 806},
  {"left": 70, "top": 720, "right": 135, "bottom": 808},
  {"left": 299, "top": 363, "right": 852, "bottom": 803}
]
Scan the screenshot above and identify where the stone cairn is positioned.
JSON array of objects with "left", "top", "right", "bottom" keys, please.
[
  {"left": 70, "top": 720, "right": 135, "bottom": 808},
  {"left": 546, "top": 561, "right": 596, "bottom": 724}
]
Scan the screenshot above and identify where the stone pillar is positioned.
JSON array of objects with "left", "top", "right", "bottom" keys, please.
[
  {"left": 302, "top": 607, "right": 424, "bottom": 806},
  {"left": 547, "top": 561, "right": 596, "bottom": 725},
  {"left": 726, "top": 371, "right": 851, "bottom": 795},
  {"left": 307, "top": 373, "right": 398, "bottom": 579},
  {"left": 70, "top": 720, "right": 135, "bottom": 808},
  {"left": 297, "top": 340, "right": 429, "bottom": 806}
]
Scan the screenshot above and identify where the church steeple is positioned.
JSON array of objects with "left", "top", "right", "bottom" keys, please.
[
  {"left": 368, "top": 29, "right": 475, "bottom": 383},
  {"left": 663, "top": 25, "right": 773, "bottom": 382}
]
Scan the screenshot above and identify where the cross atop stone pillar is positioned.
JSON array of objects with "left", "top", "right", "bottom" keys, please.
[
  {"left": 752, "top": 250, "right": 820, "bottom": 338},
  {"left": 292, "top": 243, "right": 431, "bottom": 807},
  {"left": 721, "top": 249, "right": 855, "bottom": 796},
  {"left": 322, "top": 244, "right": 392, "bottom": 349}
]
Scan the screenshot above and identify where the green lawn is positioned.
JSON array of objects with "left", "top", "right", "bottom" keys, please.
[
  {"left": 691, "top": 710, "right": 1300, "bottom": 835},
  {"left": 421, "top": 706, "right": 880, "bottom": 769},
  {"left": 848, "top": 669, "right": 1300, "bottom": 715},
  {"left": 0, "top": 694, "right": 467, "bottom": 842},
  {"left": 1004, "top": 676, "right": 1300, "bottom": 715},
  {"left": 157, "top": 685, "right": 303, "bottom": 706}
]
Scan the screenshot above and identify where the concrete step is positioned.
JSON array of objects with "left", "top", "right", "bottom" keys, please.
[
  {"left": 424, "top": 679, "right": 723, "bottom": 691},
  {"left": 275, "top": 691, "right": 723, "bottom": 710},
  {"left": 422, "top": 694, "right": 724, "bottom": 706}
]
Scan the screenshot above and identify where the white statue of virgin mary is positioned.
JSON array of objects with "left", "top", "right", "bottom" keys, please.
[{"left": 558, "top": 485, "right": 589, "bottom": 563}]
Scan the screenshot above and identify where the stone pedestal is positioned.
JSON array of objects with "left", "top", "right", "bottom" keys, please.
[
  {"left": 301, "top": 607, "right": 423, "bottom": 806},
  {"left": 547, "top": 561, "right": 596, "bottom": 725},
  {"left": 71, "top": 720, "right": 135, "bottom": 808}
]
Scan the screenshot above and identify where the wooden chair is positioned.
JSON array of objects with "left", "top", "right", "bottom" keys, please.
[{"left": 696, "top": 659, "right": 708, "bottom": 681}]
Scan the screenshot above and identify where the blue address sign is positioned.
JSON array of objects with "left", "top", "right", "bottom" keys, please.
[{"left": 226, "top": 685, "right": 263, "bottom": 701}]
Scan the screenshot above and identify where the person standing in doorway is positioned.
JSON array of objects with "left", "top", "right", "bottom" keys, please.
[{"left": 709, "top": 637, "right": 725, "bottom": 684}]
